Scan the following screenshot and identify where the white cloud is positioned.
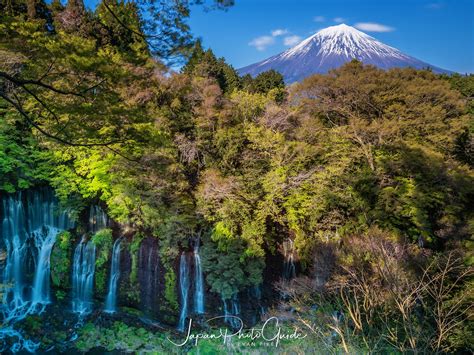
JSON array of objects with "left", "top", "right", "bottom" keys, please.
[
  {"left": 249, "top": 35, "right": 275, "bottom": 51},
  {"left": 271, "top": 29, "right": 289, "bottom": 37},
  {"left": 314, "top": 16, "right": 325, "bottom": 22},
  {"left": 333, "top": 17, "right": 345, "bottom": 23},
  {"left": 354, "top": 22, "right": 395, "bottom": 32},
  {"left": 250, "top": 28, "right": 304, "bottom": 51},
  {"left": 284, "top": 35, "right": 302, "bottom": 46}
]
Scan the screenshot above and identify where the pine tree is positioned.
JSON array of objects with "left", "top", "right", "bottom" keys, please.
[
  {"left": 183, "top": 44, "right": 240, "bottom": 94},
  {"left": 182, "top": 39, "right": 205, "bottom": 74}
]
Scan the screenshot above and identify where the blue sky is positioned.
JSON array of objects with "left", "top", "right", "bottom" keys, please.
[
  {"left": 84, "top": 0, "right": 474, "bottom": 73},
  {"left": 188, "top": 0, "right": 473, "bottom": 73}
]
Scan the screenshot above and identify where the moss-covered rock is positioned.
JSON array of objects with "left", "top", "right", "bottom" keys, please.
[
  {"left": 75, "top": 321, "right": 170, "bottom": 353},
  {"left": 129, "top": 234, "right": 142, "bottom": 286},
  {"left": 163, "top": 266, "right": 179, "bottom": 320},
  {"left": 120, "top": 234, "right": 142, "bottom": 304},
  {"left": 50, "top": 231, "right": 72, "bottom": 293},
  {"left": 91, "top": 228, "right": 113, "bottom": 294}
]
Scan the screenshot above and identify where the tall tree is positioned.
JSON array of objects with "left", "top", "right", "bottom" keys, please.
[
  {"left": 183, "top": 43, "right": 240, "bottom": 93},
  {"left": 98, "top": 0, "right": 234, "bottom": 62}
]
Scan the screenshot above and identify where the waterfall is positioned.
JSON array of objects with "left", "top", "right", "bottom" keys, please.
[
  {"left": 193, "top": 243, "right": 205, "bottom": 315},
  {"left": 30, "top": 226, "right": 58, "bottom": 304},
  {"left": 282, "top": 239, "right": 296, "bottom": 280},
  {"left": 177, "top": 252, "right": 190, "bottom": 331},
  {"left": 223, "top": 294, "right": 241, "bottom": 329},
  {"left": 88, "top": 205, "right": 108, "bottom": 233},
  {"left": 1, "top": 196, "right": 25, "bottom": 322},
  {"left": 104, "top": 238, "right": 122, "bottom": 313},
  {"left": 1, "top": 189, "right": 74, "bottom": 322},
  {"left": 252, "top": 284, "right": 266, "bottom": 317},
  {"left": 70, "top": 204, "right": 107, "bottom": 315},
  {"left": 0, "top": 328, "right": 40, "bottom": 353},
  {"left": 71, "top": 237, "right": 96, "bottom": 314},
  {"left": 0, "top": 189, "right": 73, "bottom": 353}
]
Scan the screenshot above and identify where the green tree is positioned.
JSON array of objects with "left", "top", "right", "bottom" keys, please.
[
  {"left": 183, "top": 43, "right": 240, "bottom": 94},
  {"left": 96, "top": 0, "right": 148, "bottom": 60},
  {"left": 252, "top": 69, "right": 285, "bottom": 93}
]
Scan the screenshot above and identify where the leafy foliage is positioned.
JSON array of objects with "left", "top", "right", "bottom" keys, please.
[
  {"left": 91, "top": 228, "right": 113, "bottom": 294},
  {"left": 0, "top": 111, "right": 52, "bottom": 192},
  {"left": 75, "top": 321, "right": 170, "bottom": 352},
  {"left": 50, "top": 231, "right": 73, "bottom": 294},
  {"left": 164, "top": 267, "right": 179, "bottom": 313}
]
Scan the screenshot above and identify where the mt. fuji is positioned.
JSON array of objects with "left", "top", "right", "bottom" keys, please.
[{"left": 239, "top": 24, "right": 451, "bottom": 83}]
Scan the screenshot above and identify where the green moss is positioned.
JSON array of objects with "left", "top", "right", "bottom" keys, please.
[
  {"left": 164, "top": 267, "right": 178, "bottom": 312},
  {"left": 125, "top": 234, "right": 143, "bottom": 303},
  {"left": 41, "top": 330, "right": 68, "bottom": 348},
  {"left": 21, "top": 315, "right": 42, "bottom": 333},
  {"left": 91, "top": 228, "right": 113, "bottom": 294},
  {"left": 126, "top": 287, "right": 141, "bottom": 304},
  {"left": 55, "top": 290, "right": 67, "bottom": 301},
  {"left": 75, "top": 321, "right": 169, "bottom": 353},
  {"left": 122, "top": 307, "right": 143, "bottom": 317},
  {"left": 129, "top": 234, "right": 143, "bottom": 284},
  {"left": 50, "top": 231, "right": 72, "bottom": 289}
]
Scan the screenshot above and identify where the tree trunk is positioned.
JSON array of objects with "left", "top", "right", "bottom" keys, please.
[{"left": 27, "top": 0, "right": 37, "bottom": 19}]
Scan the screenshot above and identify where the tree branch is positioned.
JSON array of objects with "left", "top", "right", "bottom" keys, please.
[{"left": 0, "top": 91, "right": 120, "bottom": 147}]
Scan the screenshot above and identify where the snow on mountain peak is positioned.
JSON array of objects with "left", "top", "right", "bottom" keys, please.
[
  {"left": 239, "top": 24, "right": 451, "bottom": 83},
  {"left": 317, "top": 23, "right": 365, "bottom": 36},
  {"left": 281, "top": 24, "right": 405, "bottom": 60}
]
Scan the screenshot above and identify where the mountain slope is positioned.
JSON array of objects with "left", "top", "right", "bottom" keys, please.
[{"left": 239, "top": 24, "right": 450, "bottom": 83}]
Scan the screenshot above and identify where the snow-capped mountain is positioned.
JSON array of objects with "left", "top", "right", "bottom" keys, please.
[{"left": 239, "top": 24, "right": 450, "bottom": 83}]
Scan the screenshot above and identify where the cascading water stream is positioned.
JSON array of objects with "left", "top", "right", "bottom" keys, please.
[
  {"left": 0, "top": 328, "right": 40, "bottom": 353},
  {"left": 252, "top": 284, "right": 266, "bottom": 317},
  {"left": 0, "top": 189, "right": 74, "bottom": 352},
  {"left": 193, "top": 243, "right": 205, "bottom": 315},
  {"left": 30, "top": 226, "right": 60, "bottom": 304},
  {"left": 71, "top": 237, "right": 96, "bottom": 315},
  {"left": 104, "top": 238, "right": 122, "bottom": 313},
  {"left": 70, "top": 205, "right": 108, "bottom": 315},
  {"left": 88, "top": 205, "right": 108, "bottom": 233},
  {"left": 223, "top": 294, "right": 241, "bottom": 329},
  {"left": 1, "top": 190, "right": 74, "bottom": 318},
  {"left": 177, "top": 252, "right": 190, "bottom": 331},
  {"left": 1, "top": 196, "right": 25, "bottom": 321}
]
